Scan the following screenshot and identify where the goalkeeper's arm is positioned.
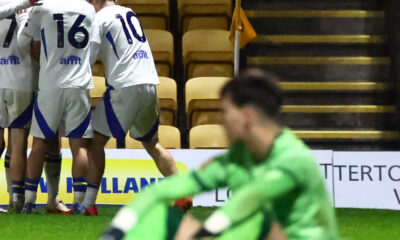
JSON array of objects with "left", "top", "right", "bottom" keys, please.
[{"left": 202, "top": 169, "right": 296, "bottom": 235}]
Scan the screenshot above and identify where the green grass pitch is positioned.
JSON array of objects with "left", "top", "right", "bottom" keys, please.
[{"left": 0, "top": 206, "right": 398, "bottom": 239}]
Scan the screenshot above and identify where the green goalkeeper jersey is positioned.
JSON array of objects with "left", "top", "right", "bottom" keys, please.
[{"left": 125, "top": 128, "right": 339, "bottom": 240}]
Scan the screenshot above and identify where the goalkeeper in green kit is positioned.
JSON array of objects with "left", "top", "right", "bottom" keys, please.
[{"left": 101, "top": 68, "right": 339, "bottom": 240}]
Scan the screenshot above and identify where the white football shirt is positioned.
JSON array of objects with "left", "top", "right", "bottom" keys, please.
[
  {"left": 90, "top": 4, "right": 159, "bottom": 89},
  {"left": 0, "top": 7, "right": 35, "bottom": 90},
  {"left": 20, "top": 0, "right": 95, "bottom": 90}
]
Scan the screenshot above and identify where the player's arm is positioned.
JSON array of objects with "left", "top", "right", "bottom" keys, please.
[
  {"left": 17, "top": 5, "right": 40, "bottom": 52},
  {"left": 89, "top": 41, "right": 100, "bottom": 66},
  {"left": 101, "top": 159, "right": 228, "bottom": 240},
  {"left": 202, "top": 169, "right": 297, "bottom": 235},
  {"left": 0, "top": 0, "right": 42, "bottom": 20},
  {"left": 89, "top": 17, "right": 102, "bottom": 66}
]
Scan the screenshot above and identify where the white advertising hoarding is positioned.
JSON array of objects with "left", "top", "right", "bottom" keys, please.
[
  {"left": 333, "top": 152, "right": 400, "bottom": 210},
  {"left": 2, "top": 149, "right": 399, "bottom": 210}
]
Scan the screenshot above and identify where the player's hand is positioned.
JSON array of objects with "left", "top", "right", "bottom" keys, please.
[{"left": 29, "top": 0, "right": 43, "bottom": 6}]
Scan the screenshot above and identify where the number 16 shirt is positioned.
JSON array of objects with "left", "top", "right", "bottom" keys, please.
[{"left": 20, "top": 0, "right": 95, "bottom": 90}]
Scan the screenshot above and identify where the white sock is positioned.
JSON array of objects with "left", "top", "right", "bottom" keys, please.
[
  {"left": 83, "top": 183, "right": 100, "bottom": 208},
  {"left": 11, "top": 180, "right": 24, "bottom": 205},
  {"left": 24, "top": 178, "right": 40, "bottom": 204},
  {"left": 72, "top": 177, "right": 87, "bottom": 204},
  {"left": 12, "top": 193, "right": 24, "bottom": 205},
  {"left": 74, "top": 192, "right": 85, "bottom": 204},
  {"left": 25, "top": 190, "right": 37, "bottom": 204}
]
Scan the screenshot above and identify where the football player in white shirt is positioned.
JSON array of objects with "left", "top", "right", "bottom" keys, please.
[
  {"left": 0, "top": 0, "right": 42, "bottom": 214},
  {"left": 18, "top": 0, "right": 95, "bottom": 214},
  {"left": 0, "top": 2, "right": 70, "bottom": 214},
  {"left": 82, "top": 0, "right": 191, "bottom": 215},
  {"left": 1, "top": 7, "right": 70, "bottom": 215},
  {"left": 0, "top": 8, "right": 35, "bottom": 213}
]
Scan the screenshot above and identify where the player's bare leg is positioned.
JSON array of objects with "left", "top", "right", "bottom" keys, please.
[
  {"left": 0, "top": 129, "right": 11, "bottom": 203},
  {"left": 141, "top": 137, "right": 177, "bottom": 177},
  {"left": 265, "top": 222, "right": 288, "bottom": 240},
  {"left": 174, "top": 214, "right": 202, "bottom": 240},
  {"left": 87, "top": 132, "right": 108, "bottom": 184},
  {"left": 23, "top": 137, "right": 49, "bottom": 213},
  {"left": 82, "top": 131, "right": 109, "bottom": 215},
  {"left": 45, "top": 136, "right": 70, "bottom": 214},
  {"left": 69, "top": 138, "right": 89, "bottom": 213},
  {"left": 9, "top": 128, "right": 28, "bottom": 212},
  {"left": 142, "top": 137, "right": 192, "bottom": 211}
]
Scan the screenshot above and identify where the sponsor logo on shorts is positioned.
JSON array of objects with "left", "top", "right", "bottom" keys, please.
[
  {"left": 60, "top": 56, "right": 82, "bottom": 65},
  {"left": 133, "top": 50, "right": 148, "bottom": 59},
  {"left": 0, "top": 55, "right": 20, "bottom": 65}
]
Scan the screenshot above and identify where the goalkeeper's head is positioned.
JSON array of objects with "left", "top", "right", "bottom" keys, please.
[{"left": 220, "top": 68, "right": 283, "bottom": 145}]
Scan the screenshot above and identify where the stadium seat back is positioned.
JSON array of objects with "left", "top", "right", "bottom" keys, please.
[
  {"left": 189, "top": 124, "right": 228, "bottom": 149},
  {"left": 27, "top": 135, "right": 33, "bottom": 148},
  {"left": 90, "top": 76, "right": 107, "bottom": 108},
  {"left": 186, "top": 77, "right": 230, "bottom": 127},
  {"left": 183, "top": 30, "right": 234, "bottom": 79},
  {"left": 125, "top": 125, "right": 181, "bottom": 149},
  {"left": 119, "top": 0, "right": 169, "bottom": 30},
  {"left": 178, "top": 0, "right": 232, "bottom": 33},
  {"left": 184, "top": 16, "right": 229, "bottom": 32},
  {"left": 92, "top": 61, "right": 105, "bottom": 77},
  {"left": 2, "top": 129, "right": 8, "bottom": 148},
  {"left": 145, "top": 30, "right": 174, "bottom": 77},
  {"left": 157, "top": 77, "right": 177, "bottom": 125}
]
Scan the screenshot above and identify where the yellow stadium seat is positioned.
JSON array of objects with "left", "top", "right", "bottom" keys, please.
[
  {"left": 118, "top": 0, "right": 169, "bottom": 30},
  {"left": 90, "top": 76, "right": 106, "bottom": 108},
  {"left": 27, "top": 135, "right": 33, "bottom": 148},
  {"left": 145, "top": 30, "right": 174, "bottom": 77},
  {"left": 125, "top": 125, "right": 181, "bottom": 149},
  {"left": 186, "top": 77, "right": 230, "bottom": 127},
  {"left": 60, "top": 137, "right": 69, "bottom": 149},
  {"left": 182, "top": 30, "right": 234, "bottom": 80},
  {"left": 189, "top": 124, "right": 228, "bottom": 149},
  {"left": 178, "top": 0, "right": 232, "bottom": 33},
  {"left": 157, "top": 77, "right": 177, "bottom": 125},
  {"left": 92, "top": 61, "right": 105, "bottom": 77},
  {"left": 2, "top": 129, "right": 8, "bottom": 148},
  {"left": 61, "top": 137, "right": 117, "bottom": 149}
]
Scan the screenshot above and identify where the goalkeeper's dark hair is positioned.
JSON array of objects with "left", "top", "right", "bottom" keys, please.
[{"left": 220, "top": 68, "right": 283, "bottom": 121}]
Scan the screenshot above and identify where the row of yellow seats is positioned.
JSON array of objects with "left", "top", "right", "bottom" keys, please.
[
  {"left": 93, "top": 29, "right": 234, "bottom": 80},
  {"left": 118, "top": 0, "right": 232, "bottom": 32},
  {"left": 2, "top": 125, "right": 227, "bottom": 149}
]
